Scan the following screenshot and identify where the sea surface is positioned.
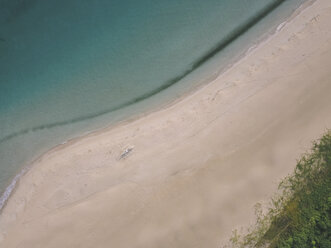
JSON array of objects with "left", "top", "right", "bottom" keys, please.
[{"left": 0, "top": 0, "right": 306, "bottom": 208}]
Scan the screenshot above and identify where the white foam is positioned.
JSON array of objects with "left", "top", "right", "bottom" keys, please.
[
  {"left": 276, "top": 21, "right": 287, "bottom": 31},
  {"left": 0, "top": 167, "right": 28, "bottom": 211}
]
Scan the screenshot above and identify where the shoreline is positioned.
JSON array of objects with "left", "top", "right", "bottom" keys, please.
[
  {"left": 0, "top": 0, "right": 313, "bottom": 212},
  {"left": 1, "top": 0, "right": 331, "bottom": 246},
  {"left": 0, "top": 0, "right": 288, "bottom": 146}
]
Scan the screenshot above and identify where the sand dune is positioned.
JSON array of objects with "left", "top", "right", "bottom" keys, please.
[{"left": 1, "top": 0, "right": 331, "bottom": 247}]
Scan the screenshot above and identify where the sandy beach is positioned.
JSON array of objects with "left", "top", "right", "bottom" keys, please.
[{"left": 1, "top": 0, "right": 331, "bottom": 247}]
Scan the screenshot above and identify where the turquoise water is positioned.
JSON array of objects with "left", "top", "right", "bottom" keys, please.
[{"left": 0, "top": 0, "right": 306, "bottom": 207}]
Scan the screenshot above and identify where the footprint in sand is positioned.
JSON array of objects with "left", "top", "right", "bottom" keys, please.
[{"left": 45, "top": 189, "right": 70, "bottom": 209}]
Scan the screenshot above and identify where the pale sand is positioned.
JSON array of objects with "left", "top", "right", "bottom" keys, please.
[{"left": 1, "top": 0, "right": 331, "bottom": 247}]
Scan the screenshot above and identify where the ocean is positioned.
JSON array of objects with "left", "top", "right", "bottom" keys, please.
[{"left": 0, "top": 0, "right": 306, "bottom": 209}]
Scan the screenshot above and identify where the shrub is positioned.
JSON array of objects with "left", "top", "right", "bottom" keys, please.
[{"left": 227, "top": 131, "right": 331, "bottom": 248}]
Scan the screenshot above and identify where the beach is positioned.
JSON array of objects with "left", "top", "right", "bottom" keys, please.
[
  {"left": 0, "top": 0, "right": 301, "bottom": 195},
  {"left": 1, "top": 0, "right": 331, "bottom": 247}
]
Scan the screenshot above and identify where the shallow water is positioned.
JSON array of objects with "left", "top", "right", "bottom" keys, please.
[{"left": 0, "top": 0, "right": 306, "bottom": 205}]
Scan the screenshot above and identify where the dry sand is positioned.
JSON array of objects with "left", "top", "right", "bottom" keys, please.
[{"left": 1, "top": 0, "right": 331, "bottom": 247}]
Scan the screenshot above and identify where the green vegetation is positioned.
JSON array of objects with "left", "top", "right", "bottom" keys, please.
[{"left": 228, "top": 131, "right": 331, "bottom": 248}]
